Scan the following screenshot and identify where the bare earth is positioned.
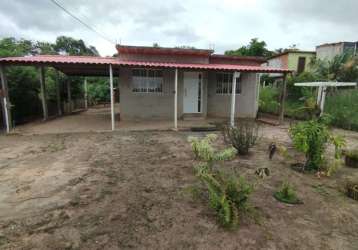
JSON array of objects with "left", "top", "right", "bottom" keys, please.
[{"left": 0, "top": 127, "right": 358, "bottom": 249}]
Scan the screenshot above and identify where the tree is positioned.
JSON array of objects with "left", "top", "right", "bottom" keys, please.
[
  {"left": 0, "top": 36, "right": 101, "bottom": 125},
  {"left": 310, "top": 53, "right": 358, "bottom": 82},
  {"left": 225, "top": 38, "right": 273, "bottom": 57},
  {"left": 54, "top": 36, "right": 99, "bottom": 56}
]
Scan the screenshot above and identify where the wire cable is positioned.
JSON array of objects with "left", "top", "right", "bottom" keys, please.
[{"left": 49, "top": 0, "right": 116, "bottom": 45}]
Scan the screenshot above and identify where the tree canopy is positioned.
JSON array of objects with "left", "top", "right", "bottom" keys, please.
[
  {"left": 0, "top": 36, "right": 105, "bottom": 126},
  {"left": 225, "top": 38, "right": 273, "bottom": 57}
]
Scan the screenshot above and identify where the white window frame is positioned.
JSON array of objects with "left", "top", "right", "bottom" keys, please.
[
  {"left": 132, "top": 68, "right": 163, "bottom": 93},
  {"left": 215, "top": 72, "right": 241, "bottom": 95}
]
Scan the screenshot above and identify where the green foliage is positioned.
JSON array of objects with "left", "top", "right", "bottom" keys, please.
[
  {"left": 274, "top": 181, "right": 301, "bottom": 204},
  {"left": 345, "top": 150, "right": 358, "bottom": 161},
  {"left": 195, "top": 165, "right": 253, "bottom": 228},
  {"left": 289, "top": 119, "right": 345, "bottom": 171},
  {"left": 0, "top": 36, "right": 101, "bottom": 124},
  {"left": 310, "top": 53, "right": 358, "bottom": 82},
  {"left": 223, "top": 122, "right": 260, "bottom": 155},
  {"left": 225, "top": 38, "right": 273, "bottom": 57},
  {"left": 259, "top": 86, "right": 280, "bottom": 114},
  {"left": 54, "top": 36, "right": 99, "bottom": 56},
  {"left": 325, "top": 89, "right": 358, "bottom": 131},
  {"left": 87, "top": 78, "right": 111, "bottom": 103},
  {"left": 188, "top": 134, "right": 237, "bottom": 163},
  {"left": 286, "top": 72, "right": 316, "bottom": 100}
]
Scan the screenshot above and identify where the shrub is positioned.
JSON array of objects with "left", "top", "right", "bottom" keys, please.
[
  {"left": 289, "top": 118, "right": 345, "bottom": 171},
  {"left": 223, "top": 122, "right": 260, "bottom": 155},
  {"left": 259, "top": 86, "right": 280, "bottom": 114},
  {"left": 195, "top": 165, "right": 253, "bottom": 228},
  {"left": 273, "top": 181, "right": 302, "bottom": 204},
  {"left": 188, "top": 134, "right": 237, "bottom": 164}
]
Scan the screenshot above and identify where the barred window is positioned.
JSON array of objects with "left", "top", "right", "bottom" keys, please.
[
  {"left": 216, "top": 72, "right": 241, "bottom": 94},
  {"left": 132, "top": 69, "right": 163, "bottom": 93}
]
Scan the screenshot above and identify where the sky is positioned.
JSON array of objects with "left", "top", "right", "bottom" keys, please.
[{"left": 0, "top": 0, "right": 357, "bottom": 56}]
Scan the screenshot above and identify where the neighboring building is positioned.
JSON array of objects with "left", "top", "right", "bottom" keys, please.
[
  {"left": 0, "top": 45, "right": 289, "bottom": 130},
  {"left": 316, "top": 41, "right": 358, "bottom": 61},
  {"left": 263, "top": 50, "right": 316, "bottom": 85}
]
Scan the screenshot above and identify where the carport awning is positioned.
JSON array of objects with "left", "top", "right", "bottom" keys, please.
[{"left": 0, "top": 55, "right": 291, "bottom": 76}]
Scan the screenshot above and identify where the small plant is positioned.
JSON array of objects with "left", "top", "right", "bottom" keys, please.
[
  {"left": 188, "top": 134, "right": 237, "bottom": 165},
  {"left": 274, "top": 181, "right": 302, "bottom": 204},
  {"left": 289, "top": 118, "right": 345, "bottom": 172},
  {"left": 345, "top": 149, "right": 358, "bottom": 168},
  {"left": 195, "top": 165, "right": 253, "bottom": 228},
  {"left": 223, "top": 121, "right": 259, "bottom": 155}
]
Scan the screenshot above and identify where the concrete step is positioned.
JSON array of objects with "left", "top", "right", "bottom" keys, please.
[{"left": 182, "top": 113, "right": 205, "bottom": 121}]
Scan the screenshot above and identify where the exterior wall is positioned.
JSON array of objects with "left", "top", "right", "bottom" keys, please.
[
  {"left": 287, "top": 52, "right": 315, "bottom": 72},
  {"left": 317, "top": 42, "right": 358, "bottom": 61},
  {"left": 118, "top": 68, "right": 208, "bottom": 120},
  {"left": 207, "top": 72, "right": 259, "bottom": 118},
  {"left": 119, "top": 67, "right": 175, "bottom": 120},
  {"left": 118, "top": 68, "right": 258, "bottom": 120},
  {"left": 118, "top": 53, "right": 209, "bottom": 64},
  {"left": 316, "top": 43, "right": 344, "bottom": 61},
  {"left": 266, "top": 55, "right": 287, "bottom": 78},
  {"left": 209, "top": 56, "right": 264, "bottom": 66}
]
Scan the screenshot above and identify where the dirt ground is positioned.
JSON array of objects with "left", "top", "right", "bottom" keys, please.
[
  {"left": 0, "top": 125, "right": 358, "bottom": 249},
  {"left": 13, "top": 106, "right": 225, "bottom": 135}
]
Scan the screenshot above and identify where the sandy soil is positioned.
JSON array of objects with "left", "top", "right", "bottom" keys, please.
[{"left": 0, "top": 127, "right": 358, "bottom": 249}]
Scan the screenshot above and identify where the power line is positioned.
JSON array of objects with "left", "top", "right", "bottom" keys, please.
[{"left": 49, "top": 0, "right": 115, "bottom": 45}]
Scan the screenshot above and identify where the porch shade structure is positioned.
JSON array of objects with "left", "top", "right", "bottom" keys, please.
[
  {"left": 0, "top": 55, "right": 290, "bottom": 133},
  {"left": 230, "top": 72, "right": 241, "bottom": 127},
  {"left": 294, "top": 82, "right": 357, "bottom": 115}
]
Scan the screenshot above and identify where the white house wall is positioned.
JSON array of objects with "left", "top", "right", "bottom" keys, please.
[
  {"left": 207, "top": 72, "right": 259, "bottom": 118},
  {"left": 119, "top": 68, "right": 258, "bottom": 120}
]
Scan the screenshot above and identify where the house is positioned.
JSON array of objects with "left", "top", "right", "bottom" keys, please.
[
  {"left": 265, "top": 50, "right": 316, "bottom": 78},
  {"left": 116, "top": 45, "right": 269, "bottom": 121},
  {"left": 0, "top": 45, "right": 290, "bottom": 132},
  {"left": 316, "top": 41, "right": 358, "bottom": 61}
]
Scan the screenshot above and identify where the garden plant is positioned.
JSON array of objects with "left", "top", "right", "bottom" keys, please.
[
  {"left": 223, "top": 121, "right": 260, "bottom": 155},
  {"left": 289, "top": 117, "right": 345, "bottom": 173}
]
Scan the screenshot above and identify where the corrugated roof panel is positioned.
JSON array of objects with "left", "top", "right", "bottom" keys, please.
[{"left": 0, "top": 55, "right": 291, "bottom": 73}]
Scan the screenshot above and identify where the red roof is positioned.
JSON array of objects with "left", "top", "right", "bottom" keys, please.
[{"left": 0, "top": 55, "right": 291, "bottom": 75}]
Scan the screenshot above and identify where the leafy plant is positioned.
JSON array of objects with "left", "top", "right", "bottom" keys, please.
[
  {"left": 259, "top": 86, "right": 280, "bottom": 114},
  {"left": 188, "top": 134, "right": 237, "bottom": 164},
  {"left": 223, "top": 121, "right": 260, "bottom": 155},
  {"left": 274, "top": 181, "right": 302, "bottom": 204},
  {"left": 195, "top": 165, "right": 253, "bottom": 228},
  {"left": 289, "top": 118, "right": 345, "bottom": 172}
]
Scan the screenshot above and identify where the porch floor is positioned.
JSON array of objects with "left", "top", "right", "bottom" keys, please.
[{"left": 13, "top": 105, "right": 227, "bottom": 135}]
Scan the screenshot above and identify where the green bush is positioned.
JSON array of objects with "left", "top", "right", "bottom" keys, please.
[
  {"left": 325, "top": 89, "right": 358, "bottom": 131},
  {"left": 274, "top": 181, "right": 301, "bottom": 204},
  {"left": 223, "top": 122, "right": 259, "bottom": 155},
  {"left": 188, "top": 134, "right": 237, "bottom": 164},
  {"left": 195, "top": 165, "right": 253, "bottom": 228},
  {"left": 289, "top": 118, "right": 345, "bottom": 171},
  {"left": 259, "top": 86, "right": 279, "bottom": 114}
]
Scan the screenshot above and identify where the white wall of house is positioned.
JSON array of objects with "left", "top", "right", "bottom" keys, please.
[
  {"left": 118, "top": 68, "right": 258, "bottom": 120},
  {"left": 207, "top": 72, "right": 259, "bottom": 118}
]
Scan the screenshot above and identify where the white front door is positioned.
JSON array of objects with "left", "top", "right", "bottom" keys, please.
[{"left": 183, "top": 72, "right": 202, "bottom": 113}]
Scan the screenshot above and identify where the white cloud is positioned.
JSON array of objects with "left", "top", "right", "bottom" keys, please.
[{"left": 0, "top": 0, "right": 357, "bottom": 56}]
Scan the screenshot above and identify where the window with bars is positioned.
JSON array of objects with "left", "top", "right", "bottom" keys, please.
[
  {"left": 132, "top": 69, "right": 163, "bottom": 93},
  {"left": 215, "top": 72, "right": 241, "bottom": 95}
]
